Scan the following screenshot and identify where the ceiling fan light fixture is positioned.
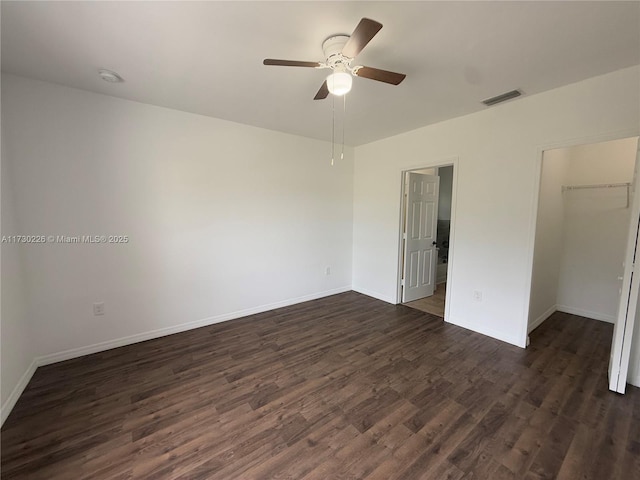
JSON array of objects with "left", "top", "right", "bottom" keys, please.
[{"left": 326, "top": 71, "right": 352, "bottom": 96}]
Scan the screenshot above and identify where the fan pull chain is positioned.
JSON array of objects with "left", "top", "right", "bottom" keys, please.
[
  {"left": 331, "top": 93, "right": 335, "bottom": 166},
  {"left": 341, "top": 94, "right": 345, "bottom": 161}
]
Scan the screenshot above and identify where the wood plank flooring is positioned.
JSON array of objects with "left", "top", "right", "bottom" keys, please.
[{"left": 2, "top": 291, "right": 639, "bottom": 479}]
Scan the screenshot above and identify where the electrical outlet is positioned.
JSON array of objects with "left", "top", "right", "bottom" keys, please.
[
  {"left": 325, "top": 266, "right": 331, "bottom": 275},
  {"left": 473, "top": 290, "right": 483, "bottom": 302},
  {"left": 93, "top": 302, "right": 105, "bottom": 316}
]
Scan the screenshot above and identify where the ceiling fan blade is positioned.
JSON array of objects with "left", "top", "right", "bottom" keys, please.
[
  {"left": 263, "top": 59, "right": 322, "bottom": 68},
  {"left": 314, "top": 81, "right": 329, "bottom": 100},
  {"left": 354, "top": 66, "right": 406, "bottom": 85},
  {"left": 341, "top": 18, "right": 383, "bottom": 58}
]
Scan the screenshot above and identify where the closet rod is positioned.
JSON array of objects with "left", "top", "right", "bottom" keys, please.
[
  {"left": 561, "top": 182, "right": 631, "bottom": 208},
  {"left": 561, "top": 182, "right": 630, "bottom": 192}
]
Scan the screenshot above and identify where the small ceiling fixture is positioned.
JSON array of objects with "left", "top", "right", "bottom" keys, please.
[{"left": 98, "top": 69, "right": 124, "bottom": 83}]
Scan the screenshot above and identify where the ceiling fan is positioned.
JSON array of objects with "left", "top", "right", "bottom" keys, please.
[{"left": 263, "top": 18, "right": 406, "bottom": 100}]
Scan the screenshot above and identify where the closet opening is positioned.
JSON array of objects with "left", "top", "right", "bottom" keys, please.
[{"left": 529, "top": 136, "right": 640, "bottom": 392}]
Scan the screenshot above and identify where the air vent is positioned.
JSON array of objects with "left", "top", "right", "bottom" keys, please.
[{"left": 482, "top": 89, "right": 522, "bottom": 106}]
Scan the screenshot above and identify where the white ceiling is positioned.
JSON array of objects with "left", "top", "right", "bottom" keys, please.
[{"left": 2, "top": 1, "right": 639, "bottom": 146}]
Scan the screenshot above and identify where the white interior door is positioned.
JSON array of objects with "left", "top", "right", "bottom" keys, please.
[
  {"left": 402, "top": 172, "right": 439, "bottom": 303},
  {"left": 609, "top": 139, "right": 640, "bottom": 393}
]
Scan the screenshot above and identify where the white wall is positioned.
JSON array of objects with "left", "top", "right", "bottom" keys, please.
[
  {"left": 1, "top": 121, "right": 36, "bottom": 423},
  {"left": 556, "top": 138, "right": 637, "bottom": 321},
  {"left": 528, "top": 148, "right": 570, "bottom": 331},
  {"left": 565, "top": 139, "right": 637, "bottom": 185},
  {"left": 1, "top": 74, "right": 354, "bottom": 419},
  {"left": 352, "top": 66, "right": 640, "bottom": 347}
]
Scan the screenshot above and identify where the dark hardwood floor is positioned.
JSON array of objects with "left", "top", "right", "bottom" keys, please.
[{"left": 2, "top": 291, "right": 639, "bottom": 479}]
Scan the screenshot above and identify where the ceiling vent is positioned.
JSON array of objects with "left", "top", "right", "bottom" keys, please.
[{"left": 482, "top": 89, "right": 522, "bottom": 106}]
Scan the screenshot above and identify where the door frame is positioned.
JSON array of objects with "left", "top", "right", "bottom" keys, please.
[
  {"left": 396, "top": 157, "right": 459, "bottom": 324},
  {"left": 609, "top": 138, "right": 640, "bottom": 393},
  {"left": 525, "top": 129, "right": 640, "bottom": 378}
]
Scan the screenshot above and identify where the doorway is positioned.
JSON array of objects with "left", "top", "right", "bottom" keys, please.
[
  {"left": 398, "top": 164, "right": 454, "bottom": 318},
  {"left": 529, "top": 136, "right": 640, "bottom": 393}
]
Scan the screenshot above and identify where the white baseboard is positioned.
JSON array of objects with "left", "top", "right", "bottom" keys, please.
[
  {"left": 1, "top": 285, "right": 352, "bottom": 425},
  {"left": 37, "top": 285, "right": 353, "bottom": 366},
  {"left": 528, "top": 305, "right": 557, "bottom": 333},
  {"left": 1, "top": 358, "right": 37, "bottom": 426},
  {"left": 351, "top": 286, "right": 396, "bottom": 304},
  {"left": 446, "top": 315, "right": 524, "bottom": 348},
  {"left": 556, "top": 305, "right": 615, "bottom": 323}
]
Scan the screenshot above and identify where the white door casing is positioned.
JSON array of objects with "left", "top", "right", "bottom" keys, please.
[
  {"left": 609, "top": 139, "right": 640, "bottom": 394},
  {"left": 402, "top": 173, "right": 439, "bottom": 302}
]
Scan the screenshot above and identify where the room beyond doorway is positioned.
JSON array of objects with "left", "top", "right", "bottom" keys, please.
[{"left": 404, "top": 282, "right": 446, "bottom": 317}]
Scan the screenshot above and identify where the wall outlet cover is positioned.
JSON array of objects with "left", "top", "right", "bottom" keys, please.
[{"left": 93, "top": 302, "right": 105, "bottom": 316}]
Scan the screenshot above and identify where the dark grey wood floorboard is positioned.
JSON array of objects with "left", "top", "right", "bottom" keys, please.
[{"left": 2, "top": 291, "right": 639, "bottom": 479}]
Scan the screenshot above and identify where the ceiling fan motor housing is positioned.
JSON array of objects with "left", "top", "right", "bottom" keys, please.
[{"left": 322, "top": 35, "right": 352, "bottom": 71}]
